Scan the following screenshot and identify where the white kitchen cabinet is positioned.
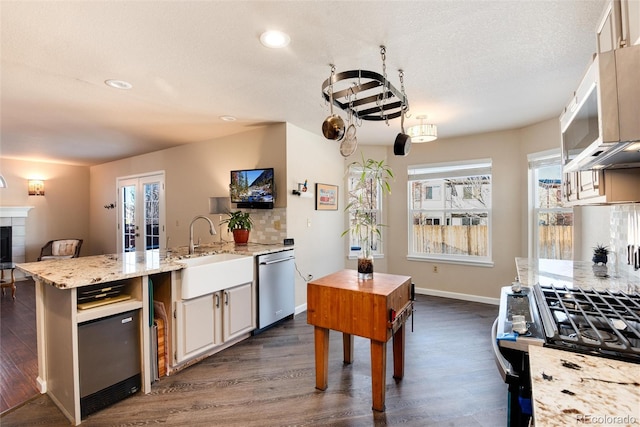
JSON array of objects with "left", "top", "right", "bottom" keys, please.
[
  {"left": 562, "top": 172, "right": 579, "bottom": 204},
  {"left": 577, "top": 170, "right": 603, "bottom": 200},
  {"left": 622, "top": 0, "right": 640, "bottom": 46},
  {"left": 174, "top": 282, "right": 254, "bottom": 364},
  {"left": 562, "top": 168, "right": 640, "bottom": 205},
  {"left": 222, "top": 282, "right": 254, "bottom": 341},
  {"left": 597, "top": 0, "right": 622, "bottom": 52},
  {"left": 597, "top": 0, "right": 640, "bottom": 52},
  {"left": 176, "top": 293, "right": 220, "bottom": 360}
]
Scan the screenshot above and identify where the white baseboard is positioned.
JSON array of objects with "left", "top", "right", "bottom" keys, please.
[
  {"left": 415, "top": 286, "right": 499, "bottom": 305},
  {"left": 295, "top": 303, "right": 307, "bottom": 315}
]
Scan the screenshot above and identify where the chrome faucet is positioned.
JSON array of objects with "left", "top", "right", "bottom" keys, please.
[{"left": 189, "top": 215, "right": 217, "bottom": 254}]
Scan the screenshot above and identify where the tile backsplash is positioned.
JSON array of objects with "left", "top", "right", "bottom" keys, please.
[
  {"left": 245, "top": 207, "right": 287, "bottom": 243},
  {"left": 610, "top": 203, "right": 639, "bottom": 271}
]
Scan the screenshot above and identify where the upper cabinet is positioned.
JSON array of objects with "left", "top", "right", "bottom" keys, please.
[
  {"left": 562, "top": 169, "right": 640, "bottom": 205},
  {"left": 597, "top": 0, "right": 640, "bottom": 53}
]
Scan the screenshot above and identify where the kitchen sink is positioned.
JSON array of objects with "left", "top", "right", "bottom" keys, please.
[{"left": 178, "top": 253, "right": 253, "bottom": 299}]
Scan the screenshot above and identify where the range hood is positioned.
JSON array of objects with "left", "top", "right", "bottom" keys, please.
[{"left": 560, "top": 44, "right": 640, "bottom": 172}]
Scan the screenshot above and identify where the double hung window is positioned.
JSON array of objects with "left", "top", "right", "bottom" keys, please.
[
  {"left": 528, "top": 151, "right": 573, "bottom": 259},
  {"left": 408, "top": 159, "right": 492, "bottom": 264}
]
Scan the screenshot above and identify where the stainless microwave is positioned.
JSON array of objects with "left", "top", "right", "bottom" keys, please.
[{"left": 560, "top": 44, "right": 640, "bottom": 172}]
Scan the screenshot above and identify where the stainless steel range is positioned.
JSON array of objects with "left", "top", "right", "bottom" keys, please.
[{"left": 492, "top": 281, "right": 640, "bottom": 427}]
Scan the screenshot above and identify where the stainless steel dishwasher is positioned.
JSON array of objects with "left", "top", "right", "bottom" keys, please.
[{"left": 255, "top": 249, "right": 295, "bottom": 333}]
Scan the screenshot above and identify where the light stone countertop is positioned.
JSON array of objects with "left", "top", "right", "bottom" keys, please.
[
  {"left": 528, "top": 345, "right": 640, "bottom": 426},
  {"left": 17, "top": 242, "right": 292, "bottom": 289},
  {"left": 515, "top": 257, "right": 640, "bottom": 294}
]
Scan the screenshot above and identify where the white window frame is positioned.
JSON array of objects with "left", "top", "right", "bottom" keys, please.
[
  {"left": 407, "top": 159, "right": 493, "bottom": 266},
  {"left": 346, "top": 168, "right": 384, "bottom": 259},
  {"left": 527, "top": 149, "right": 573, "bottom": 259}
]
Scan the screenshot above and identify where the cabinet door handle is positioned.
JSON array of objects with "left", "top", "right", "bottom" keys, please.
[
  {"left": 215, "top": 293, "right": 220, "bottom": 308},
  {"left": 224, "top": 291, "right": 229, "bottom": 306}
]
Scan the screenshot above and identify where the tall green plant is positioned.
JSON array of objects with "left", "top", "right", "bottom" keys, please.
[{"left": 342, "top": 155, "right": 394, "bottom": 255}]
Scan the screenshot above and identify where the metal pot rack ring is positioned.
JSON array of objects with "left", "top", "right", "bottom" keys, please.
[{"left": 321, "top": 69, "right": 408, "bottom": 122}]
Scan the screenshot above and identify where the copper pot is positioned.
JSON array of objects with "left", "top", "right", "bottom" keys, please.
[{"left": 322, "top": 114, "right": 345, "bottom": 140}]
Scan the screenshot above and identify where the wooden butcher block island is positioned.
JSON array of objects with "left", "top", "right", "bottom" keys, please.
[{"left": 307, "top": 270, "right": 413, "bottom": 411}]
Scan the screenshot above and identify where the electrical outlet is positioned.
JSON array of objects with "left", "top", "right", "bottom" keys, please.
[{"left": 433, "top": 265, "right": 438, "bottom": 273}]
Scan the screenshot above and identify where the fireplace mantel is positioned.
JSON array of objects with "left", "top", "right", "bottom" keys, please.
[{"left": 0, "top": 206, "right": 34, "bottom": 218}]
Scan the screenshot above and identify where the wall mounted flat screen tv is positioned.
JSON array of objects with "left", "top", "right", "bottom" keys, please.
[{"left": 230, "top": 168, "right": 275, "bottom": 209}]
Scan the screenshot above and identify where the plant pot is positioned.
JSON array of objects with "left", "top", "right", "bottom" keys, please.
[
  {"left": 357, "top": 251, "right": 374, "bottom": 280},
  {"left": 232, "top": 229, "right": 250, "bottom": 245},
  {"left": 592, "top": 254, "right": 608, "bottom": 265}
]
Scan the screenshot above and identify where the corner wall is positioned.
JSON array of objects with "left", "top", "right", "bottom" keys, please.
[{"left": 285, "top": 123, "right": 345, "bottom": 309}]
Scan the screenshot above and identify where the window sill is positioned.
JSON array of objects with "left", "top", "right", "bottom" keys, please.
[
  {"left": 406, "top": 255, "right": 494, "bottom": 267},
  {"left": 348, "top": 254, "right": 384, "bottom": 260}
]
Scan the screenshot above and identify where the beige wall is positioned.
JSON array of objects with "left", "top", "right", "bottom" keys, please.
[
  {"left": 285, "top": 123, "right": 345, "bottom": 308},
  {"left": 4, "top": 116, "right": 606, "bottom": 302},
  {"left": 0, "top": 158, "right": 90, "bottom": 262},
  {"left": 377, "top": 118, "right": 562, "bottom": 302},
  {"left": 89, "top": 124, "right": 288, "bottom": 254}
]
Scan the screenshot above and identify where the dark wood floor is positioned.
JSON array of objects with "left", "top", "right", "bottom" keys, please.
[
  {"left": 0, "top": 278, "right": 39, "bottom": 414},
  {"left": 1, "top": 282, "right": 506, "bottom": 426}
]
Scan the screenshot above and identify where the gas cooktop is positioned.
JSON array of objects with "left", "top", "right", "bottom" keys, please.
[{"left": 534, "top": 284, "right": 640, "bottom": 363}]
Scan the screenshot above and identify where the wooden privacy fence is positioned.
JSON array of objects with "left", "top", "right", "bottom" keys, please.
[
  {"left": 412, "top": 225, "right": 488, "bottom": 256},
  {"left": 538, "top": 225, "right": 573, "bottom": 260},
  {"left": 412, "top": 225, "right": 572, "bottom": 260}
]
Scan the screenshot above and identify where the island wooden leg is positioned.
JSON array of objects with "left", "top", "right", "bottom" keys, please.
[
  {"left": 393, "top": 323, "right": 405, "bottom": 380},
  {"left": 314, "top": 326, "right": 329, "bottom": 390},
  {"left": 342, "top": 333, "right": 354, "bottom": 364},
  {"left": 370, "top": 339, "right": 387, "bottom": 412}
]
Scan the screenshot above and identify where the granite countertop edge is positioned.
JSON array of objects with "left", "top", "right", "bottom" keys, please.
[{"left": 17, "top": 242, "right": 292, "bottom": 289}]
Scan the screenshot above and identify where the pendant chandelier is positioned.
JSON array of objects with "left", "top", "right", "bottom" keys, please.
[{"left": 407, "top": 115, "right": 438, "bottom": 143}]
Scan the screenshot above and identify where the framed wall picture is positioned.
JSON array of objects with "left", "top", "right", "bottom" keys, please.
[{"left": 315, "top": 183, "right": 338, "bottom": 210}]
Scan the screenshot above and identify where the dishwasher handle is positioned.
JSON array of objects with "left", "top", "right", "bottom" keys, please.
[{"left": 259, "top": 257, "right": 294, "bottom": 265}]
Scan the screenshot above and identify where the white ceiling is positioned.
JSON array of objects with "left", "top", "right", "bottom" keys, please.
[{"left": 1, "top": 0, "right": 607, "bottom": 166}]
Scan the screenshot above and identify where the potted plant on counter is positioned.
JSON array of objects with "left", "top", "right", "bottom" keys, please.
[
  {"left": 592, "top": 243, "right": 609, "bottom": 265},
  {"left": 343, "top": 155, "right": 393, "bottom": 279},
  {"left": 220, "top": 211, "right": 253, "bottom": 245}
]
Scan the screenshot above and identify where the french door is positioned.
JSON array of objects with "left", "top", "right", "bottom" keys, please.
[{"left": 117, "top": 172, "right": 165, "bottom": 253}]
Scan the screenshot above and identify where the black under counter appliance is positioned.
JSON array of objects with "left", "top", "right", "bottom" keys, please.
[
  {"left": 493, "top": 283, "right": 640, "bottom": 427},
  {"left": 78, "top": 309, "right": 141, "bottom": 418}
]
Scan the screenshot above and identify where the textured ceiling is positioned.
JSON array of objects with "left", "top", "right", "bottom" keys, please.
[{"left": 0, "top": 0, "right": 607, "bottom": 166}]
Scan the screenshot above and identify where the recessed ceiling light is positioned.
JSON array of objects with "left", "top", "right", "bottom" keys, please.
[
  {"left": 219, "top": 115, "right": 237, "bottom": 122},
  {"left": 105, "top": 79, "right": 133, "bottom": 90},
  {"left": 259, "top": 30, "right": 290, "bottom": 48}
]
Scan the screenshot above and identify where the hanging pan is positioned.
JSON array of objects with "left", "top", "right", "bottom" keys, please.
[
  {"left": 340, "top": 89, "right": 358, "bottom": 157},
  {"left": 322, "top": 65, "right": 345, "bottom": 141},
  {"left": 393, "top": 107, "right": 410, "bottom": 156}
]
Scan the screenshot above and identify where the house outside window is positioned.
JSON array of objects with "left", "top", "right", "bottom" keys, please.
[
  {"left": 528, "top": 150, "right": 573, "bottom": 259},
  {"left": 346, "top": 169, "right": 383, "bottom": 258},
  {"left": 408, "top": 159, "right": 492, "bottom": 264}
]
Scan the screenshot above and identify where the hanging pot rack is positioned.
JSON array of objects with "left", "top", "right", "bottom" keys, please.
[{"left": 321, "top": 46, "right": 409, "bottom": 123}]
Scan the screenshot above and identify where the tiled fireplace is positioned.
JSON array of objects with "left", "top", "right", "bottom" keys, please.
[{"left": 0, "top": 206, "right": 33, "bottom": 279}]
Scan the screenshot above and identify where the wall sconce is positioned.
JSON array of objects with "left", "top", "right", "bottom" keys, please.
[{"left": 28, "top": 179, "right": 45, "bottom": 196}]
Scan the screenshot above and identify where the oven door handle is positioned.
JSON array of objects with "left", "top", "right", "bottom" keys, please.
[{"left": 491, "top": 317, "right": 518, "bottom": 384}]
